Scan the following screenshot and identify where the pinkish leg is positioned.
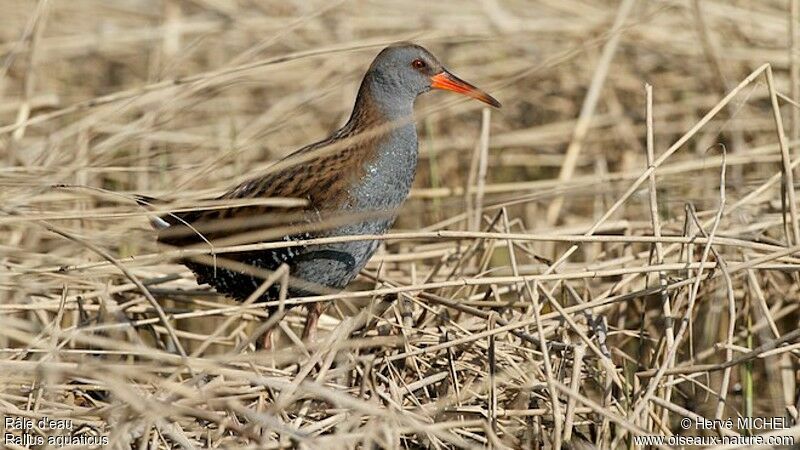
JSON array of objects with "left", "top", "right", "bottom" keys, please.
[
  {"left": 302, "top": 303, "right": 323, "bottom": 343},
  {"left": 257, "top": 327, "right": 274, "bottom": 351}
]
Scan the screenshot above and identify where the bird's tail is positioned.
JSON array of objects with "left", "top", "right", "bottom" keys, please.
[
  {"left": 52, "top": 184, "right": 173, "bottom": 231},
  {"left": 133, "top": 194, "right": 173, "bottom": 230}
]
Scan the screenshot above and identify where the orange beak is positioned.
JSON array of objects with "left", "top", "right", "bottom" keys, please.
[{"left": 430, "top": 71, "right": 501, "bottom": 108}]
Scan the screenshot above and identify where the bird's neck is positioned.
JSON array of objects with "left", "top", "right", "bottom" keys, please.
[{"left": 348, "top": 73, "right": 416, "bottom": 129}]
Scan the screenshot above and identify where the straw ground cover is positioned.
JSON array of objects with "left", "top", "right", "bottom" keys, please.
[{"left": 2, "top": 0, "right": 800, "bottom": 448}]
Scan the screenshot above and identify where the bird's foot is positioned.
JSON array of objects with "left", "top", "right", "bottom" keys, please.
[{"left": 301, "top": 303, "right": 323, "bottom": 346}]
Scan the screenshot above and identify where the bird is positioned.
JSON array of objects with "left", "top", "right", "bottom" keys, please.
[{"left": 145, "top": 42, "right": 501, "bottom": 348}]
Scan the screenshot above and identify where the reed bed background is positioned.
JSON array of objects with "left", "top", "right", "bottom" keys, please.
[{"left": 2, "top": 0, "right": 800, "bottom": 448}]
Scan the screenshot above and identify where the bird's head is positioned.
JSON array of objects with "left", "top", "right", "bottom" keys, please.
[{"left": 366, "top": 42, "right": 501, "bottom": 110}]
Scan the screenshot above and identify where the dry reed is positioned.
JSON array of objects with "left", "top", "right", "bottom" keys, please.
[{"left": 1, "top": 1, "right": 800, "bottom": 449}]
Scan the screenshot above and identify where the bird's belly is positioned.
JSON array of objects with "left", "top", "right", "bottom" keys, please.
[
  {"left": 186, "top": 222, "right": 387, "bottom": 303},
  {"left": 291, "top": 237, "right": 382, "bottom": 290}
]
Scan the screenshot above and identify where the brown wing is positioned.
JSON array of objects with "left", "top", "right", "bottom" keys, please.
[{"left": 156, "top": 122, "right": 381, "bottom": 250}]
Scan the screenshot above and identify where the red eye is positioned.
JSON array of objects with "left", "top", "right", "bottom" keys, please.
[{"left": 412, "top": 59, "right": 426, "bottom": 69}]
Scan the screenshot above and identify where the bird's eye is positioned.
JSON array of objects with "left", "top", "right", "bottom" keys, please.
[{"left": 412, "top": 59, "right": 426, "bottom": 69}]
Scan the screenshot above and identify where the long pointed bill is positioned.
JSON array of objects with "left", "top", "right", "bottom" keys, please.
[{"left": 430, "top": 71, "right": 501, "bottom": 108}]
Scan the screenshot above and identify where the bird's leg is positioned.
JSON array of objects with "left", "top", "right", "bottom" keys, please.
[
  {"left": 301, "top": 302, "right": 323, "bottom": 344},
  {"left": 255, "top": 327, "right": 274, "bottom": 351}
]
